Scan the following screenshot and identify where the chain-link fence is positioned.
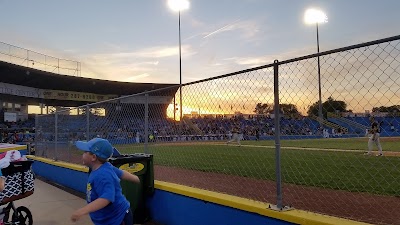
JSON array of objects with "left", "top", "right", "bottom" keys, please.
[{"left": 35, "top": 35, "right": 400, "bottom": 225}]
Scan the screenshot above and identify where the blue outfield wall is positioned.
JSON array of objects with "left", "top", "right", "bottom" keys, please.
[
  {"left": 147, "top": 189, "right": 290, "bottom": 225},
  {"left": 30, "top": 158, "right": 88, "bottom": 193},
  {"left": 27, "top": 156, "right": 370, "bottom": 225}
]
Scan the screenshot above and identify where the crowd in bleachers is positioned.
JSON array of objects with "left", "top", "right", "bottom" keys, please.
[
  {"left": 346, "top": 116, "right": 400, "bottom": 136},
  {"left": 3, "top": 114, "right": 400, "bottom": 144},
  {"left": 29, "top": 114, "right": 354, "bottom": 143},
  {"left": 191, "top": 115, "right": 321, "bottom": 139},
  {"left": 0, "top": 118, "right": 36, "bottom": 144}
]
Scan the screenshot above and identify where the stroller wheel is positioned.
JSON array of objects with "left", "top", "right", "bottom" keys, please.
[{"left": 12, "top": 206, "right": 33, "bottom": 225}]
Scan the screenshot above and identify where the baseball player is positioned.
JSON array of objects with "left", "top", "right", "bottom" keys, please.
[{"left": 365, "top": 117, "right": 383, "bottom": 156}]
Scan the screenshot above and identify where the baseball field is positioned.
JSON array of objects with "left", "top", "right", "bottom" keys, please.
[{"left": 113, "top": 136, "right": 400, "bottom": 196}]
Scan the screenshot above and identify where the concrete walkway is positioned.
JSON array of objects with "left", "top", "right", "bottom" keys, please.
[{"left": 14, "top": 179, "right": 93, "bottom": 225}]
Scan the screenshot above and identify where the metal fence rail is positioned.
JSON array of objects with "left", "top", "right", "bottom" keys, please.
[
  {"left": 35, "top": 35, "right": 400, "bottom": 225},
  {"left": 0, "top": 41, "right": 81, "bottom": 76}
]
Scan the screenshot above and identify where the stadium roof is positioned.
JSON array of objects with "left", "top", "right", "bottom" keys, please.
[
  {"left": 0, "top": 61, "right": 179, "bottom": 106},
  {"left": 0, "top": 61, "right": 177, "bottom": 95}
]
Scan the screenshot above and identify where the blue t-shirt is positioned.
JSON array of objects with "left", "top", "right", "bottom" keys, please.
[{"left": 87, "top": 162, "right": 130, "bottom": 225}]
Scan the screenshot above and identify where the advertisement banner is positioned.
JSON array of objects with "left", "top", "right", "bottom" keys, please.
[
  {"left": 4, "top": 112, "right": 17, "bottom": 122},
  {"left": 0, "top": 82, "right": 40, "bottom": 98},
  {"left": 0, "top": 82, "right": 118, "bottom": 102},
  {"left": 41, "top": 90, "right": 118, "bottom": 102}
]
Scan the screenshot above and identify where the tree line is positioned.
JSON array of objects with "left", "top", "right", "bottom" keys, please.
[{"left": 254, "top": 97, "right": 400, "bottom": 118}]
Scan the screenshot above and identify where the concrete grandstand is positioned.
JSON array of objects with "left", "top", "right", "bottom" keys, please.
[{"left": 0, "top": 58, "right": 179, "bottom": 143}]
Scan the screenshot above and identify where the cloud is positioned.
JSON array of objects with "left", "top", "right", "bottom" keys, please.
[
  {"left": 203, "top": 19, "right": 242, "bottom": 38},
  {"left": 93, "top": 45, "right": 195, "bottom": 60},
  {"left": 126, "top": 73, "right": 150, "bottom": 82},
  {"left": 222, "top": 56, "right": 272, "bottom": 68},
  {"left": 77, "top": 44, "right": 198, "bottom": 82},
  {"left": 221, "top": 46, "right": 316, "bottom": 68},
  {"left": 202, "top": 19, "right": 260, "bottom": 42},
  {"left": 229, "top": 56, "right": 271, "bottom": 66},
  {"left": 81, "top": 59, "right": 158, "bottom": 80},
  {"left": 134, "top": 46, "right": 178, "bottom": 58}
]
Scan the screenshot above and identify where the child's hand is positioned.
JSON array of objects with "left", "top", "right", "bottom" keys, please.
[
  {"left": 0, "top": 177, "right": 4, "bottom": 192},
  {"left": 71, "top": 208, "right": 85, "bottom": 222}
]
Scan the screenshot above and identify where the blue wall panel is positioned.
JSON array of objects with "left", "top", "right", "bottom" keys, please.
[
  {"left": 32, "top": 161, "right": 88, "bottom": 193},
  {"left": 147, "top": 190, "right": 294, "bottom": 225}
]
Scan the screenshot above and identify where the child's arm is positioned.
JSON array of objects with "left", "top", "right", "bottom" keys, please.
[
  {"left": 121, "top": 170, "right": 140, "bottom": 183},
  {"left": 112, "top": 165, "right": 140, "bottom": 183},
  {"left": 71, "top": 198, "right": 110, "bottom": 222}
]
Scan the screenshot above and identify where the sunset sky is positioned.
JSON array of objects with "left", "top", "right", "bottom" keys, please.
[
  {"left": 1, "top": 0, "right": 399, "bottom": 116},
  {"left": 0, "top": 0, "right": 399, "bottom": 85}
]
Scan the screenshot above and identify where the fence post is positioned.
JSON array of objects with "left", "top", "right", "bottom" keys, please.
[
  {"left": 35, "top": 114, "right": 38, "bottom": 138},
  {"left": 27, "top": 50, "right": 29, "bottom": 67},
  {"left": 55, "top": 112, "right": 58, "bottom": 161},
  {"left": 8, "top": 45, "right": 11, "bottom": 62},
  {"left": 86, "top": 105, "right": 90, "bottom": 141},
  {"left": 273, "top": 60, "right": 283, "bottom": 210},
  {"left": 34, "top": 114, "right": 38, "bottom": 155},
  {"left": 144, "top": 93, "right": 149, "bottom": 153}
]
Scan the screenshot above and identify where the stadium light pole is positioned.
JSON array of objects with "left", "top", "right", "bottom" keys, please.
[
  {"left": 304, "top": 8, "right": 328, "bottom": 122},
  {"left": 168, "top": 0, "right": 189, "bottom": 135}
]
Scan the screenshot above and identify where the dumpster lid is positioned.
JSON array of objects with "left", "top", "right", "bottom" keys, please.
[{"left": 110, "top": 153, "right": 152, "bottom": 160}]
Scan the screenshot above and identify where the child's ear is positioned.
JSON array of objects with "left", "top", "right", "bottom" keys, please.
[{"left": 91, "top": 154, "right": 97, "bottom": 162}]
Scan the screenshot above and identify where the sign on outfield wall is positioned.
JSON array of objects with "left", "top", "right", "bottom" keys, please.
[{"left": 0, "top": 82, "right": 117, "bottom": 102}]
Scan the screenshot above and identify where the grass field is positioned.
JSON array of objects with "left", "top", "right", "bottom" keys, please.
[{"left": 112, "top": 137, "right": 399, "bottom": 196}]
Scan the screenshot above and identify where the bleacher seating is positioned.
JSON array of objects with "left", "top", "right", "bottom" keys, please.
[{"left": 2, "top": 114, "right": 399, "bottom": 144}]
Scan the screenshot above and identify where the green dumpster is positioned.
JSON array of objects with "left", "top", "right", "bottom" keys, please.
[{"left": 109, "top": 153, "right": 154, "bottom": 223}]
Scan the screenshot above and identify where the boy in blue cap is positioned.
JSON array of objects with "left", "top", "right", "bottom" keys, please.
[{"left": 71, "top": 138, "right": 140, "bottom": 225}]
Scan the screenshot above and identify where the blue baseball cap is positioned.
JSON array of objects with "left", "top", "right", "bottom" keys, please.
[{"left": 75, "top": 138, "right": 113, "bottom": 159}]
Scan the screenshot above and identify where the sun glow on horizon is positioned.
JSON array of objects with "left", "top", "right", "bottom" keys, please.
[{"left": 166, "top": 103, "right": 232, "bottom": 121}]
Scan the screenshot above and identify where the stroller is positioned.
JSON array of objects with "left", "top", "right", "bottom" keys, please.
[{"left": 0, "top": 160, "right": 34, "bottom": 225}]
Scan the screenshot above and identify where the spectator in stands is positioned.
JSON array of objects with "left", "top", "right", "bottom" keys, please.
[
  {"left": 323, "top": 128, "right": 329, "bottom": 138},
  {"left": 365, "top": 117, "right": 383, "bottom": 156},
  {"left": 71, "top": 138, "right": 140, "bottom": 225},
  {"left": 255, "top": 127, "right": 260, "bottom": 141},
  {"left": 135, "top": 132, "right": 140, "bottom": 143},
  {"left": 390, "top": 123, "right": 395, "bottom": 132},
  {"left": 149, "top": 133, "right": 155, "bottom": 142}
]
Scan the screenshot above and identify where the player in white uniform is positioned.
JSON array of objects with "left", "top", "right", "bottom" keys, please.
[{"left": 365, "top": 117, "right": 383, "bottom": 156}]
